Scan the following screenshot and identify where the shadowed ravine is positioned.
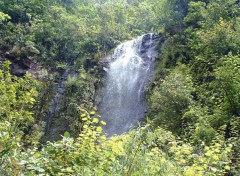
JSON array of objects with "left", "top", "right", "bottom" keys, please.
[{"left": 99, "top": 33, "right": 160, "bottom": 136}]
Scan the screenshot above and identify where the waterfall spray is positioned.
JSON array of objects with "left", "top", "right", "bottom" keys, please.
[{"left": 99, "top": 33, "right": 159, "bottom": 136}]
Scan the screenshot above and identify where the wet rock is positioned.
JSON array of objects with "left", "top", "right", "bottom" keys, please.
[
  {"left": 5, "top": 51, "right": 31, "bottom": 76},
  {"left": 139, "top": 33, "right": 163, "bottom": 56},
  {"left": 5, "top": 52, "right": 15, "bottom": 60},
  {"left": 84, "top": 58, "right": 96, "bottom": 70},
  {"left": 136, "top": 33, "right": 164, "bottom": 64},
  {"left": 11, "top": 63, "right": 27, "bottom": 76}
]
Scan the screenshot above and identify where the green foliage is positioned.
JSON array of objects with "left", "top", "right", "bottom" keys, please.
[
  {"left": 58, "top": 69, "right": 98, "bottom": 137},
  {"left": 0, "top": 11, "right": 11, "bottom": 22},
  {"left": 183, "top": 106, "right": 217, "bottom": 145},
  {"left": 184, "top": 0, "right": 240, "bottom": 82},
  {"left": 149, "top": 1, "right": 240, "bottom": 174},
  {"left": 148, "top": 65, "right": 194, "bottom": 134},
  {"left": 213, "top": 54, "right": 240, "bottom": 116},
  {"left": 0, "top": 0, "right": 188, "bottom": 73},
  {"left": 185, "top": 0, "right": 240, "bottom": 29},
  {"left": 0, "top": 0, "right": 240, "bottom": 175},
  {"left": 33, "top": 5, "right": 90, "bottom": 65},
  {"left": 1, "top": 118, "right": 233, "bottom": 175},
  {"left": 0, "top": 61, "right": 43, "bottom": 171}
]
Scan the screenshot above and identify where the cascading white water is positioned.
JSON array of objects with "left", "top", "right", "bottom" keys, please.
[{"left": 99, "top": 33, "right": 159, "bottom": 136}]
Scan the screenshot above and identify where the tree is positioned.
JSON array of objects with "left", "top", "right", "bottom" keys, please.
[
  {"left": 0, "top": 61, "right": 40, "bottom": 157},
  {"left": 148, "top": 65, "right": 194, "bottom": 134}
]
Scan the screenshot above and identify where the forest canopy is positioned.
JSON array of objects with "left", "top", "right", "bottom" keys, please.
[{"left": 0, "top": 0, "right": 239, "bottom": 175}]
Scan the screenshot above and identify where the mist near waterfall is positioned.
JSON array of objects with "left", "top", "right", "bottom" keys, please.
[{"left": 99, "top": 33, "right": 159, "bottom": 136}]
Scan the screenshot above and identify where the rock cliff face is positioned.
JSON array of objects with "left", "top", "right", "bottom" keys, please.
[
  {"left": 99, "top": 33, "right": 163, "bottom": 136},
  {"left": 138, "top": 33, "right": 163, "bottom": 64},
  {"left": 5, "top": 52, "right": 31, "bottom": 76},
  {"left": 42, "top": 69, "right": 76, "bottom": 142},
  {"left": 48, "top": 69, "right": 71, "bottom": 118},
  {"left": 3, "top": 44, "right": 40, "bottom": 76}
]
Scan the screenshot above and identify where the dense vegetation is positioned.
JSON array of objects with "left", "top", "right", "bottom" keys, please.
[{"left": 0, "top": 0, "right": 239, "bottom": 175}]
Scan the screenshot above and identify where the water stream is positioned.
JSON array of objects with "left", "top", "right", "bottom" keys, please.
[
  {"left": 45, "top": 69, "right": 70, "bottom": 140},
  {"left": 99, "top": 33, "right": 159, "bottom": 136}
]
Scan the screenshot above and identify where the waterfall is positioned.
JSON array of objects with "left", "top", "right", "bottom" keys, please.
[
  {"left": 44, "top": 69, "right": 70, "bottom": 141},
  {"left": 99, "top": 33, "right": 159, "bottom": 136},
  {"left": 49, "top": 69, "right": 70, "bottom": 117}
]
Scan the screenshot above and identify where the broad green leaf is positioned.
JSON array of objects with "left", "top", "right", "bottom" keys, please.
[
  {"left": 96, "top": 126, "right": 102, "bottom": 132},
  {"left": 64, "top": 131, "right": 70, "bottom": 138},
  {"left": 93, "top": 118, "right": 99, "bottom": 123}
]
